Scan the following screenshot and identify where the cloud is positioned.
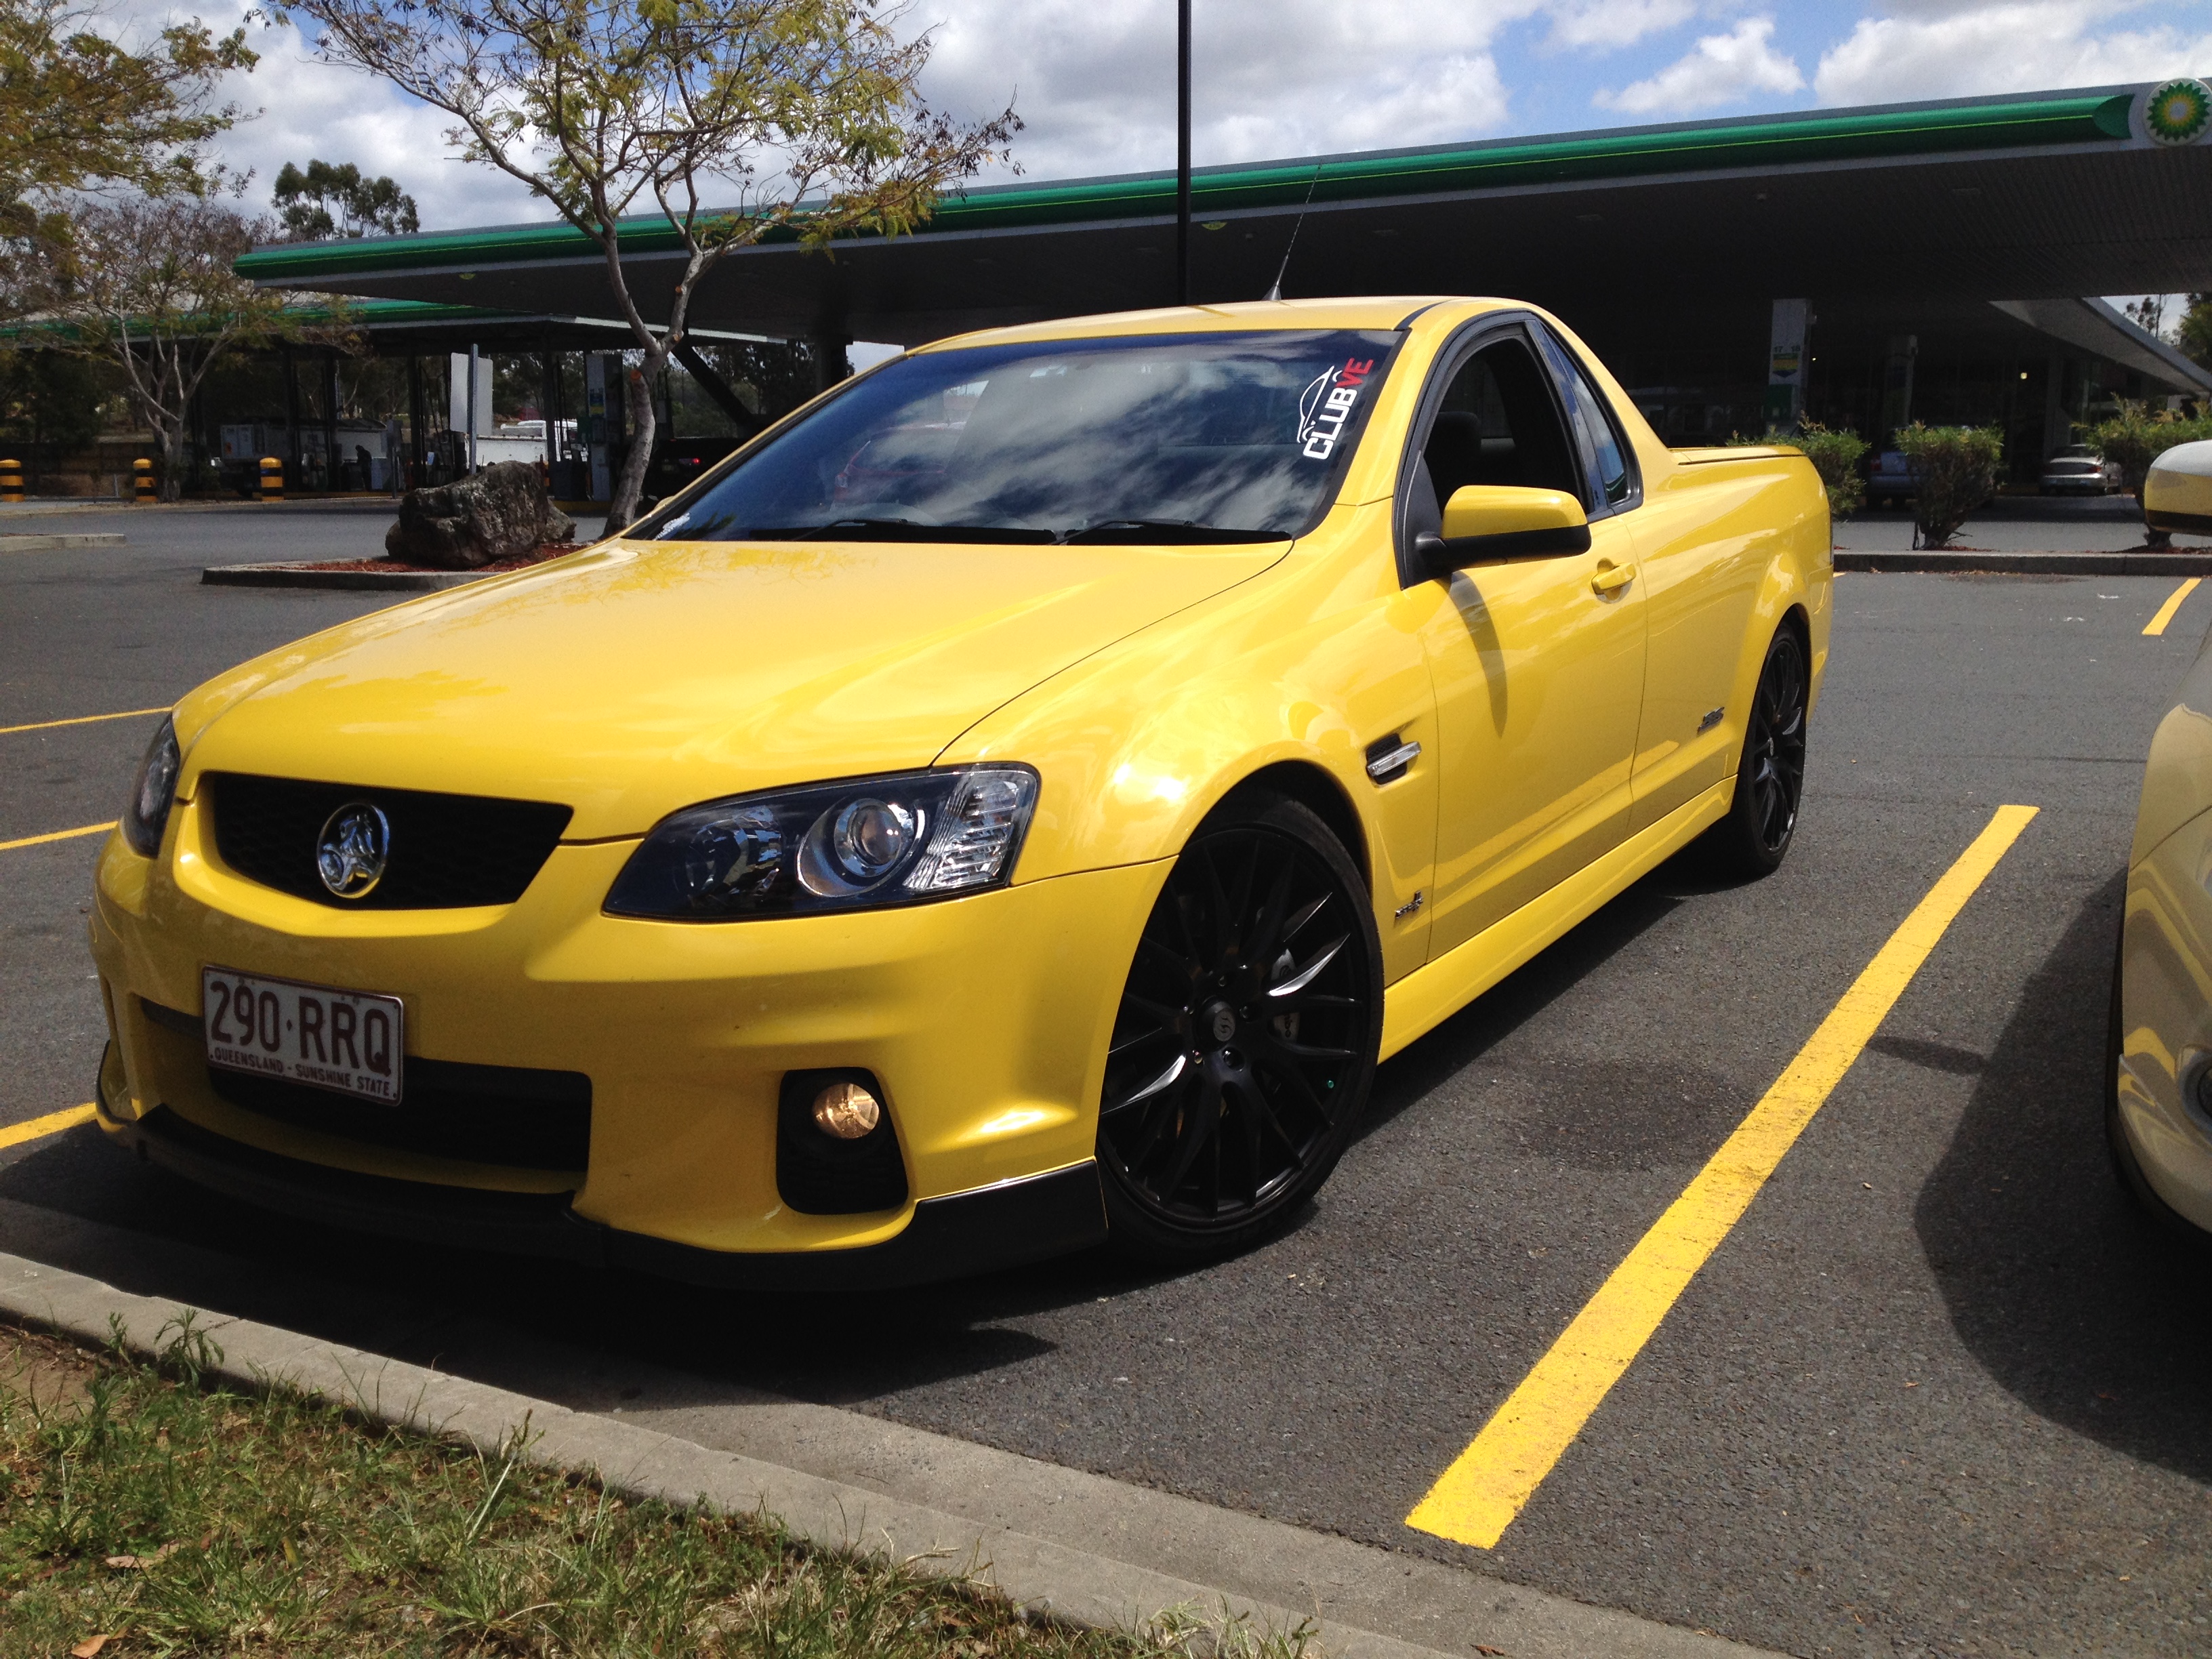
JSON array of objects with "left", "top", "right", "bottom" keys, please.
[
  {"left": 226, "top": 32, "right": 544, "bottom": 232},
  {"left": 95, "top": 2, "right": 540, "bottom": 231},
  {"left": 1593, "top": 15, "right": 1803, "bottom": 115},
  {"left": 1814, "top": 2, "right": 2212, "bottom": 106},
  {"left": 1544, "top": 0, "right": 1702, "bottom": 52},
  {"left": 916, "top": 0, "right": 1549, "bottom": 184}
]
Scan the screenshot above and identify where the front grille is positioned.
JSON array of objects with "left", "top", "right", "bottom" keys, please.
[
  {"left": 206, "top": 773, "right": 571, "bottom": 909},
  {"left": 204, "top": 1052, "right": 592, "bottom": 1171}
]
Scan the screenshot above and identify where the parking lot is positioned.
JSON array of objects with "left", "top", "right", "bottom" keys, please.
[{"left": 5, "top": 504, "right": 2211, "bottom": 1658}]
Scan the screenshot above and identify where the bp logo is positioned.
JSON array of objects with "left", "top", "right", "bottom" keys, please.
[{"left": 2142, "top": 78, "right": 2211, "bottom": 146}]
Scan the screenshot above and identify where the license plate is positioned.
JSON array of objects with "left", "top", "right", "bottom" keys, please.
[{"left": 201, "top": 966, "right": 405, "bottom": 1105}]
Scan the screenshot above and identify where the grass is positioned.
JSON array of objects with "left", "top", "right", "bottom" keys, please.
[{"left": 0, "top": 1318, "right": 1313, "bottom": 1659}]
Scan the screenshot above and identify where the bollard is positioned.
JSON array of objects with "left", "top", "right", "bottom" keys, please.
[
  {"left": 258, "top": 456, "right": 283, "bottom": 501},
  {"left": 0, "top": 459, "right": 20, "bottom": 504},
  {"left": 133, "top": 457, "right": 154, "bottom": 502}
]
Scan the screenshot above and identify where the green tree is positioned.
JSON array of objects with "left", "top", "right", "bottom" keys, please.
[
  {"left": 26, "top": 197, "right": 334, "bottom": 499},
  {"left": 279, "top": 0, "right": 1019, "bottom": 529},
  {"left": 2177, "top": 293, "right": 2212, "bottom": 369},
  {"left": 1893, "top": 423, "right": 2005, "bottom": 549},
  {"left": 0, "top": 0, "right": 254, "bottom": 222},
  {"left": 273, "top": 159, "right": 421, "bottom": 239}
]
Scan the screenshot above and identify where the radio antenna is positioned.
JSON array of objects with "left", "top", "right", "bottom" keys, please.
[{"left": 1263, "top": 165, "right": 1324, "bottom": 302}]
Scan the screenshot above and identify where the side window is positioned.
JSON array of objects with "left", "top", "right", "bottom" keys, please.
[
  {"left": 1534, "top": 326, "right": 1636, "bottom": 512},
  {"left": 1404, "top": 335, "right": 1582, "bottom": 544}
]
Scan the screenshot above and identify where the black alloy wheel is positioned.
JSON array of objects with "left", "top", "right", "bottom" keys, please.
[
  {"left": 1097, "top": 792, "right": 1382, "bottom": 1263},
  {"left": 1706, "top": 623, "right": 1809, "bottom": 878}
]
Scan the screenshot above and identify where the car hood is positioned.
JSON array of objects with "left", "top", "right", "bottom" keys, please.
[{"left": 179, "top": 537, "right": 1286, "bottom": 839}]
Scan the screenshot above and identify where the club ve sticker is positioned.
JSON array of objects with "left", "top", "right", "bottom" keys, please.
[{"left": 1298, "top": 357, "right": 1376, "bottom": 461}]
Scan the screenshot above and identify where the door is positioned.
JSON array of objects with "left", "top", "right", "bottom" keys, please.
[
  {"left": 1403, "top": 327, "right": 1649, "bottom": 960},
  {"left": 1531, "top": 324, "right": 1757, "bottom": 832}
]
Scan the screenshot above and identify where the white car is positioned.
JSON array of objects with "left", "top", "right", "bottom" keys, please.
[
  {"left": 2041, "top": 443, "right": 2118, "bottom": 495},
  {"left": 2144, "top": 438, "right": 2212, "bottom": 537},
  {"left": 2114, "top": 629, "right": 2212, "bottom": 1240}
]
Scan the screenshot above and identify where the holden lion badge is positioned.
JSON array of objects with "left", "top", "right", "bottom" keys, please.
[{"left": 316, "top": 802, "right": 390, "bottom": 899}]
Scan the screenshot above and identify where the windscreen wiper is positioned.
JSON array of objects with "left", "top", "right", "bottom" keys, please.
[
  {"left": 1057, "top": 519, "right": 1286, "bottom": 545},
  {"left": 779, "top": 518, "right": 1054, "bottom": 544}
]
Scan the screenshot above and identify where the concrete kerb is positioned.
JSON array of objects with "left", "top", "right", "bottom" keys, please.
[
  {"left": 0, "top": 1246, "right": 1781, "bottom": 1659},
  {"left": 1831, "top": 548, "right": 2212, "bottom": 575}
]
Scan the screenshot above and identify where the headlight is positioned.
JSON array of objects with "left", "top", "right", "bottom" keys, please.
[
  {"left": 604, "top": 765, "right": 1039, "bottom": 920},
  {"left": 121, "top": 714, "right": 181, "bottom": 857}
]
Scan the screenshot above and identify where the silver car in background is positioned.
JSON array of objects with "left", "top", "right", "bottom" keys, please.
[{"left": 2042, "top": 443, "right": 2118, "bottom": 495}]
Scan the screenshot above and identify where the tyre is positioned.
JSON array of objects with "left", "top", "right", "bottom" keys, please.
[
  {"left": 2104, "top": 918, "right": 2211, "bottom": 1245},
  {"left": 1096, "top": 791, "right": 1383, "bottom": 1265},
  {"left": 1700, "top": 622, "right": 1809, "bottom": 878}
]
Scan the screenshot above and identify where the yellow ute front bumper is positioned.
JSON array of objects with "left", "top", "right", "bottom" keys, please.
[{"left": 88, "top": 792, "right": 1168, "bottom": 1285}]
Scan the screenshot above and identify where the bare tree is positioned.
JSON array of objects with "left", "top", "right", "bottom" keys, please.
[
  {"left": 280, "top": 0, "right": 1019, "bottom": 528},
  {"left": 31, "top": 197, "right": 335, "bottom": 499}
]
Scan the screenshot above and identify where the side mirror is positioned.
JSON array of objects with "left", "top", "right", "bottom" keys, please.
[{"left": 1414, "top": 485, "right": 1591, "bottom": 575}]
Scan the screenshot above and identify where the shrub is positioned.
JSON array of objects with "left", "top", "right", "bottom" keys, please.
[
  {"left": 1724, "top": 422, "right": 1870, "bottom": 516},
  {"left": 1893, "top": 423, "right": 2005, "bottom": 548},
  {"left": 2079, "top": 401, "right": 2212, "bottom": 494},
  {"left": 2078, "top": 400, "right": 2212, "bottom": 546}
]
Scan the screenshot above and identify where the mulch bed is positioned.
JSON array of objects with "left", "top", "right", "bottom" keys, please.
[{"left": 275, "top": 541, "right": 579, "bottom": 575}]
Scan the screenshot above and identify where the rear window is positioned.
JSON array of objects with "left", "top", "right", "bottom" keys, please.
[{"left": 636, "top": 329, "right": 1403, "bottom": 546}]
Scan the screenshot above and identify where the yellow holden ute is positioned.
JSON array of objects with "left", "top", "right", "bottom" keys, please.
[
  {"left": 89, "top": 298, "right": 1830, "bottom": 1285},
  {"left": 2113, "top": 612, "right": 2212, "bottom": 1242}
]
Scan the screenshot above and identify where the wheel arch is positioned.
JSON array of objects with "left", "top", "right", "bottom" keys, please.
[{"left": 1208, "top": 759, "right": 1374, "bottom": 895}]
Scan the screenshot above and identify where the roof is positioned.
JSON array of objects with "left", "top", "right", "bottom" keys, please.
[
  {"left": 1990, "top": 298, "right": 2212, "bottom": 394},
  {"left": 234, "top": 82, "right": 2212, "bottom": 346}
]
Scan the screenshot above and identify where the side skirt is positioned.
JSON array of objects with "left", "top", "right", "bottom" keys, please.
[{"left": 1379, "top": 777, "right": 1733, "bottom": 1059}]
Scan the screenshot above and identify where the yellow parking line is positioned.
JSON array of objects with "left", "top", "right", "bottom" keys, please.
[
  {"left": 2144, "top": 577, "right": 2200, "bottom": 636},
  {"left": 0, "top": 821, "right": 114, "bottom": 853},
  {"left": 0, "top": 707, "right": 165, "bottom": 736},
  {"left": 1406, "top": 804, "right": 2039, "bottom": 1551},
  {"left": 0, "top": 1103, "right": 96, "bottom": 1152}
]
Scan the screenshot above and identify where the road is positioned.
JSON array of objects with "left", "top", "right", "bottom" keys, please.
[{"left": 3, "top": 508, "right": 2209, "bottom": 1657}]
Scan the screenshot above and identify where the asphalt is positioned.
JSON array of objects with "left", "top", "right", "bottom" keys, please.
[{"left": 4, "top": 507, "right": 2211, "bottom": 1658}]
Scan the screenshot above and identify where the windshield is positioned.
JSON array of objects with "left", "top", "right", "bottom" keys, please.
[{"left": 636, "top": 329, "right": 1402, "bottom": 545}]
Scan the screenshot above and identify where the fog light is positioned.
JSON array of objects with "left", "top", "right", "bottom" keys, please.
[{"left": 813, "top": 1080, "right": 882, "bottom": 1139}]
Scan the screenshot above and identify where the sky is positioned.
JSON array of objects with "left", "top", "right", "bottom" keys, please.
[{"left": 110, "top": 0, "right": 2212, "bottom": 234}]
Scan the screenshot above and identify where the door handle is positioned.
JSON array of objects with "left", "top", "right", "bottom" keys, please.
[{"left": 1591, "top": 559, "right": 1635, "bottom": 597}]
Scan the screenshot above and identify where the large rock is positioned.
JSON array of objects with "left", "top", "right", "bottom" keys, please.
[{"left": 385, "top": 462, "right": 576, "bottom": 570}]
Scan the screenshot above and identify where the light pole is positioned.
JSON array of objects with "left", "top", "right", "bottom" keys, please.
[{"left": 1176, "top": 0, "right": 1191, "bottom": 305}]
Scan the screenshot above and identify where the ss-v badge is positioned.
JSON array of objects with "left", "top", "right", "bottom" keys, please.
[
  {"left": 1395, "top": 890, "right": 1425, "bottom": 920},
  {"left": 1698, "top": 706, "right": 1725, "bottom": 733}
]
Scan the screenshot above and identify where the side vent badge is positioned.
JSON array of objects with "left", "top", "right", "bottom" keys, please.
[
  {"left": 1698, "top": 706, "right": 1725, "bottom": 734},
  {"left": 1365, "top": 734, "right": 1421, "bottom": 785}
]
